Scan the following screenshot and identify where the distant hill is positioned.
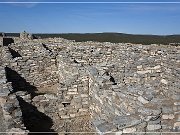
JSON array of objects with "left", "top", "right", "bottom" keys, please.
[{"left": 1, "top": 32, "right": 180, "bottom": 45}]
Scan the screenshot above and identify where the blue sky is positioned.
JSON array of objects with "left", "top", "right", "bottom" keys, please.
[{"left": 0, "top": 0, "right": 180, "bottom": 35}]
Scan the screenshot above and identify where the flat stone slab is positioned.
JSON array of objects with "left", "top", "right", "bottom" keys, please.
[{"left": 0, "top": 88, "right": 10, "bottom": 97}]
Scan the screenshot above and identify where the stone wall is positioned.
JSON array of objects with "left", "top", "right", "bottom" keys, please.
[
  {"left": 57, "top": 54, "right": 89, "bottom": 119},
  {"left": 0, "top": 44, "right": 28, "bottom": 134},
  {"left": 0, "top": 39, "right": 94, "bottom": 133},
  {"left": 0, "top": 36, "right": 179, "bottom": 134},
  {"left": 0, "top": 67, "right": 28, "bottom": 134},
  {"left": 0, "top": 37, "right": 3, "bottom": 46},
  {"left": 0, "top": 41, "right": 60, "bottom": 134},
  {"left": 87, "top": 44, "right": 180, "bottom": 134},
  {"left": 53, "top": 41, "right": 179, "bottom": 134},
  {"left": 1, "top": 42, "right": 59, "bottom": 88}
]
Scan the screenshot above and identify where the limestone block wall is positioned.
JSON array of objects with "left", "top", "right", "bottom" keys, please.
[
  {"left": 0, "top": 41, "right": 59, "bottom": 133},
  {"left": 56, "top": 42, "right": 119, "bottom": 119},
  {"left": 0, "top": 37, "right": 2, "bottom": 46},
  {"left": 53, "top": 41, "right": 179, "bottom": 133},
  {"left": 0, "top": 66, "right": 28, "bottom": 134},
  {"left": 0, "top": 37, "right": 179, "bottom": 134},
  {"left": 0, "top": 45, "right": 28, "bottom": 134},
  {"left": 88, "top": 44, "right": 180, "bottom": 133},
  {"left": 160, "top": 47, "right": 180, "bottom": 132},
  {"left": 1, "top": 42, "right": 59, "bottom": 88},
  {"left": 55, "top": 41, "right": 179, "bottom": 134},
  {"left": 57, "top": 54, "right": 89, "bottom": 119}
]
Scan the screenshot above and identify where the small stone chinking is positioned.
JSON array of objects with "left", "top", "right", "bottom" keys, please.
[{"left": 0, "top": 31, "right": 179, "bottom": 134}]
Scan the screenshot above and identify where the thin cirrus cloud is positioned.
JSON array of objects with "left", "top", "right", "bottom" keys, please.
[
  {"left": 126, "top": 4, "right": 180, "bottom": 12},
  {"left": 90, "top": 4, "right": 180, "bottom": 12},
  {"left": 1, "top": 0, "right": 180, "bottom": 2},
  {"left": 69, "top": 4, "right": 180, "bottom": 17},
  {"left": 1, "top": 0, "right": 42, "bottom": 8}
]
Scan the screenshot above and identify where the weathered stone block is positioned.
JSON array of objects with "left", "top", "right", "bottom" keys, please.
[
  {"left": 161, "top": 79, "right": 168, "bottom": 84},
  {"left": 0, "top": 88, "right": 10, "bottom": 97},
  {"left": 67, "top": 91, "right": 78, "bottom": 95},
  {"left": 147, "top": 125, "right": 161, "bottom": 131},
  {"left": 162, "top": 114, "right": 175, "bottom": 120},
  {"left": 137, "top": 96, "right": 149, "bottom": 104},
  {"left": 3, "top": 102, "right": 15, "bottom": 113},
  {"left": 123, "top": 127, "right": 136, "bottom": 133}
]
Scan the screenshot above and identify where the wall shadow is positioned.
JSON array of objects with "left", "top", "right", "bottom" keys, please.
[
  {"left": 42, "top": 43, "right": 52, "bottom": 53},
  {"left": 5, "top": 67, "right": 58, "bottom": 134},
  {"left": 5, "top": 67, "right": 37, "bottom": 97},
  {"left": 3, "top": 38, "right": 14, "bottom": 46},
  {"left": 8, "top": 47, "right": 22, "bottom": 58},
  {"left": 17, "top": 97, "right": 57, "bottom": 135}
]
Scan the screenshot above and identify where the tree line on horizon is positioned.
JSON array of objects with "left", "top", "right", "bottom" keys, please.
[{"left": 1, "top": 32, "right": 180, "bottom": 45}]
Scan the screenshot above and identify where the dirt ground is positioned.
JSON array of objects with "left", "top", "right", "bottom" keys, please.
[{"left": 52, "top": 115, "right": 98, "bottom": 135}]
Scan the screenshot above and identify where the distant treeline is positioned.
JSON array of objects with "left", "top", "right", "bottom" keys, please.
[
  {"left": 1, "top": 32, "right": 180, "bottom": 45},
  {"left": 0, "top": 33, "right": 20, "bottom": 37}
]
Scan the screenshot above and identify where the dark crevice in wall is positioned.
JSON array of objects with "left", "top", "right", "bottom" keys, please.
[
  {"left": 105, "top": 71, "right": 110, "bottom": 76},
  {"left": 62, "top": 102, "right": 71, "bottom": 107},
  {"left": 42, "top": 43, "right": 52, "bottom": 53},
  {"left": 17, "top": 96, "right": 57, "bottom": 135},
  {"left": 73, "top": 59, "right": 78, "bottom": 64},
  {"left": 109, "top": 76, "right": 117, "bottom": 85},
  {"left": 8, "top": 47, "right": 22, "bottom": 58}
]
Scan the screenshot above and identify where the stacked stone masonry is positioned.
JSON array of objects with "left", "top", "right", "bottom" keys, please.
[
  {"left": 0, "top": 66, "right": 28, "bottom": 134},
  {"left": 0, "top": 35, "right": 179, "bottom": 135}
]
